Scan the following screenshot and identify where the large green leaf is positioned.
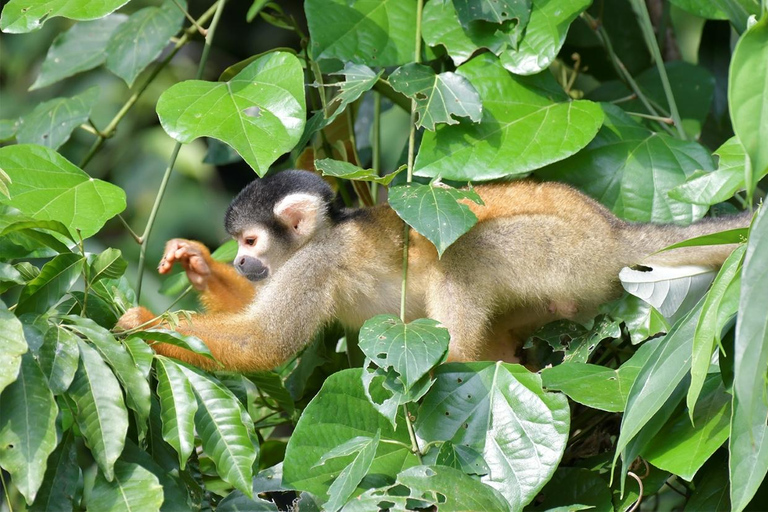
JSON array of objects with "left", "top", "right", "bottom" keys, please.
[
  {"left": 30, "top": 15, "right": 128, "bottom": 90},
  {"left": 416, "top": 362, "right": 570, "bottom": 510},
  {"left": 306, "top": 0, "right": 416, "bottom": 66},
  {"left": 415, "top": 53, "right": 603, "bottom": 181},
  {"left": 156, "top": 52, "right": 305, "bottom": 176},
  {"left": 388, "top": 183, "right": 482, "bottom": 256},
  {"left": 323, "top": 432, "right": 380, "bottom": 511},
  {"left": 88, "top": 461, "right": 163, "bottom": 512},
  {"left": 38, "top": 325, "right": 79, "bottom": 394},
  {"left": 70, "top": 339, "right": 128, "bottom": 481},
  {"left": 0, "top": 0, "right": 129, "bottom": 33},
  {"left": 729, "top": 14, "right": 768, "bottom": 201},
  {"left": 283, "top": 369, "right": 418, "bottom": 500},
  {"left": 539, "top": 103, "right": 713, "bottom": 223},
  {"left": 453, "top": 0, "right": 531, "bottom": 25},
  {"left": 29, "top": 433, "right": 79, "bottom": 512},
  {"left": 525, "top": 467, "right": 613, "bottom": 512},
  {"left": 16, "top": 87, "right": 99, "bottom": 149},
  {"left": 389, "top": 63, "right": 482, "bottom": 130},
  {"left": 105, "top": 0, "right": 184, "bottom": 87},
  {"left": 155, "top": 357, "right": 197, "bottom": 470},
  {"left": 730, "top": 204, "right": 768, "bottom": 511},
  {"left": 685, "top": 456, "right": 730, "bottom": 511},
  {"left": 0, "top": 306, "right": 27, "bottom": 396},
  {"left": 16, "top": 253, "right": 84, "bottom": 315},
  {"left": 0, "top": 352, "right": 58, "bottom": 504},
  {"left": 0, "top": 144, "right": 126, "bottom": 237},
  {"left": 178, "top": 364, "right": 257, "bottom": 497}
]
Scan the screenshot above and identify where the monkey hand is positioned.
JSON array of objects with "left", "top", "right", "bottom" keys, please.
[
  {"left": 115, "top": 306, "right": 159, "bottom": 332},
  {"left": 158, "top": 239, "right": 212, "bottom": 291}
]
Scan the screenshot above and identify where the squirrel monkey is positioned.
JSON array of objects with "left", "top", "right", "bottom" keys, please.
[{"left": 117, "top": 171, "right": 750, "bottom": 370}]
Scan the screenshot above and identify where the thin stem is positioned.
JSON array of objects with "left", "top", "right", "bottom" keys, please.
[
  {"left": 79, "top": 122, "right": 99, "bottom": 136},
  {"left": 136, "top": 0, "right": 228, "bottom": 301},
  {"left": 627, "top": 472, "right": 644, "bottom": 512},
  {"left": 170, "top": 0, "right": 207, "bottom": 36},
  {"left": 345, "top": 108, "right": 374, "bottom": 206},
  {"left": 1, "top": 468, "right": 13, "bottom": 512},
  {"left": 117, "top": 214, "right": 142, "bottom": 244},
  {"left": 626, "top": 111, "right": 674, "bottom": 124},
  {"left": 371, "top": 92, "right": 382, "bottom": 203},
  {"left": 629, "top": 0, "right": 686, "bottom": 139},
  {"left": 610, "top": 93, "right": 638, "bottom": 104}
]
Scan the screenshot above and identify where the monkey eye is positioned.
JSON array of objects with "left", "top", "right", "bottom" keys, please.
[{"left": 244, "top": 237, "right": 256, "bottom": 246}]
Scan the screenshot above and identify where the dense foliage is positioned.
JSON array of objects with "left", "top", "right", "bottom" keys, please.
[{"left": 1, "top": 0, "right": 767, "bottom": 511}]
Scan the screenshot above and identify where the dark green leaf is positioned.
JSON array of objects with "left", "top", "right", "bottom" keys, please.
[
  {"left": 0, "top": 0, "right": 130, "bottom": 33},
  {"left": 0, "top": 262, "right": 25, "bottom": 293},
  {"left": 156, "top": 52, "right": 305, "bottom": 176},
  {"left": 685, "top": 455, "right": 730, "bottom": 511},
  {"left": 416, "top": 53, "right": 603, "bottom": 180},
  {"left": 246, "top": 371, "right": 295, "bottom": 415},
  {"left": 88, "top": 460, "right": 163, "bottom": 512},
  {"left": 0, "top": 307, "right": 27, "bottom": 395},
  {"left": 218, "top": 492, "right": 279, "bottom": 512},
  {"left": 603, "top": 294, "right": 669, "bottom": 344},
  {"left": 16, "top": 87, "right": 99, "bottom": 149},
  {"left": 155, "top": 357, "right": 197, "bottom": 470},
  {"left": 671, "top": 0, "right": 728, "bottom": 19},
  {"left": 16, "top": 253, "right": 84, "bottom": 315},
  {"left": 38, "top": 325, "right": 79, "bottom": 394},
  {"left": 325, "top": 63, "right": 384, "bottom": 127},
  {"left": 89, "top": 248, "right": 127, "bottom": 284},
  {"left": 2, "top": 219, "right": 76, "bottom": 242},
  {"left": 315, "top": 159, "right": 404, "bottom": 185},
  {"left": 524, "top": 467, "right": 613, "bottom": 512},
  {"left": 29, "top": 433, "right": 79, "bottom": 512},
  {"left": 435, "top": 441, "right": 489, "bottom": 476}
]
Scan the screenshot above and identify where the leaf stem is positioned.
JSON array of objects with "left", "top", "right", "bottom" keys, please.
[
  {"left": 170, "top": 0, "right": 207, "bottom": 36},
  {"left": 629, "top": 0, "right": 686, "bottom": 139},
  {"left": 345, "top": 108, "right": 374, "bottom": 206},
  {"left": 371, "top": 92, "right": 382, "bottom": 203},
  {"left": 1, "top": 469, "right": 13, "bottom": 512},
  {"left": 135, "top": 0, "right": 228, "bottom": 302},
  {"left": 626, "top": 111, "right": 674, "bottom": 124}
]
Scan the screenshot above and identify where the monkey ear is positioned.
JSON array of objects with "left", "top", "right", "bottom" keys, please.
[{"left": 274, "top": 193, "right": 326, "bottom": 237}]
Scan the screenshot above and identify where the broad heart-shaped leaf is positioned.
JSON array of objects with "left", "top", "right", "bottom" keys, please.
[
  {"left": 453, "top": 0, "right": 531, "bottom": 25},
  {"left": 730, "top": 205, "right": 768, "bottom": 512},
  {"left": 526, "top": 467, "right": 613, "bottom": 512},
  {"left": 359, "top": 315, "right": 450, "bottom": 389},
  {"left": 38, "top": 325, "right": 79, "bottom": 395},
  {"left": 729, "top": 15, "right": 768, "bottom": 201},
  {"left": 538, "top": 103, "right": 712, "bottom": 224},
  {"left": 29, "top": 432, "right": 79, "bottom": 512},
  {"left": 88, "top": 461, "right": 163, "bottom": 512},
  {"left": 0, "top": 0, "right": 129, "bottom": 33},
  {"left": 415, "top": 362, "right": 570, "bottom": 510},
  {"left": 30, "top": 15, "right": 128, "bottom": 90},
  {"left": 688, "top": 245, "right": 745, "bottom": 415},
  {"left": 305, "top": 0, "right": 416, "bottom": 66},
  {"left": 670, "top": 137, "right": 754, "bottom": 206},
  {"left": 283, "top": 369, "right": 419, "bottom": 500},
  {"left": 499, "top": 0, "right": 591, "bottom": 75},
  {"left": 178, "top": 363, "right": 257, "bottom": 497},
  {"left": 16, "top": 87, "right": 99, "bottom": 149},
  {"left": 0, "top": 352, "right": 58, "bottom": 504},
  {"left": 388, "top": 183, "right": 482, "bottom": 256},
  {"left": 16, "top": 253, "right": 84, "bottom": 315},
  {"left": 70, "top": 339, "right": 128, "bottom": 481},
  {"left": 541, "top": 340, "right": 656, "bottom": 412},
  {"left": 156, "top": 51, "right": 305, "bottom": 177},
  {"left": 389, "top": 63, "right": 482, "bottom": 130},
  {"left": 0, "top": 306, "right": 27, "bottom": 396},
  {"left": 105, "top": 0, "right": 184, "bottom": 87},
  {"left": 324, "top": 432, "right": 380, "bottom": 512},
  {"left": 315, "top": 159, "right": 404, "bottom": 186},
  {"left": 0, "top": 144, "right": 126, "bottom": 237},
  {"left": 154, "top": 357, "right": 197, "bottom": 470},
  {"left": 415, "top": 53, "right": 603, "bottom": 181},
  {"left": 643, "top": 375, "right": 731, "bottom": 481}
]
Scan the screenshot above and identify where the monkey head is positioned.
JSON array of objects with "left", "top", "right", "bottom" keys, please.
[{"left": 224, "top": 170, "right": 342, "bottom": 281}]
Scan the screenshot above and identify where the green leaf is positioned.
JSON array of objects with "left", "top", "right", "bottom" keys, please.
[
  {"left": 685, "top": 455, "right": 730, "bottom": 511},
  {"left": 671, "top": 0, "right": 728, "bottom": 19},
  {"left": 324, "top": 432, "right": 380, "bottom": 512},
  {"left": 30, "top": 15, "right": 128, "bottom": 90},
  {"left": 246, "top": 372, "right": 295, "bottom": 415},
  {"left": 2, "top": 219, "right": 76, "bottom": 242},
  {"left": 0, "top": 307, "right": 27, "bottom": 396},
  {"left": 0, "top": 119, "right": 18, "bottom": 143},
  {"left": 88, "top": 460, "right": 163, "bottom": 512},
  {"left": 687, "top": 245, "right": 745, "bottom": 414},
  {"left": 155, "top": 357, "right": 197, "bottom": 470},
  {"left": 499, "top": 0, "right": 591, "bottom": 75},
  {"left": 306, "top": 0, "right": 416, "bottom": 66},
  {"left": 358, "top": 315, "right": 450, "bottom": 389},
  {"left": 105, "top": 0, "right": 185, "bottom": 86},
  {"left": 658, "top": 228, "right": 749, "bottom": 252},
  {"left": 0, "top": 144, "right": 127, "bottom": 237},
  {"left": 16, "top": 253, "right": 84, "bottom": 315},
  {"left": 29, "top": 432, "right": 79, "bottom": 512},
  {"left": 416, "top": 362, "right": 570, "bottom": 510},
  {"left": 0, "top": 262, "right": 25, "bottom": 293},
  {"left": 89, "top": 248, "right": 127, "bottom": 284},
  {"left": 603, "top": 294, "right": 669, "bottom": 344},
  {"left": 670, "top": 137, "right": 754, "bottom": 206},
  {"left": 539, "top": 103, "right": 713, "bottom": 223},
  {"left": 0, "top": 0, "right": 130, "bottom": 33},
  {"left": 156, "top": 52, "right": 305, "bottom": 176},
  {"left": 283, "top": 369, "right": 418, "bottom": 500},
  {"left": 178, "top": 363, "right": 258, "bottom": 497},
  {"left": 315, "top": 159, "right": 404, "bottom": 185},
  {"left": 16, "top": 87, "right": 99, "bottom": 149},
  {"left": 0, "top": 352, "right": 58, "bottom": 504},
  {"left": 38, "top": 325, "right": 79, "bottom": 394},
  {"left": 388, "top": 183, "right": 482, "bottom": 256},
  {"left": 643, "top": 375, "right": 731, "bottom": 481},
  {"left": 730, "top": 204, "right": 768, "bottom": 512},
  {"left": 218, "top": 492, "right": 280, "bottom": 512},
  {"left": 70, "top": 339, "right": 128, "bottom": 481},
  {"left": 325, "top": 63, "right": 384, "bottom": 126},
  {"left": 122, "top": 336, "right": 153, "bottom": 381},
  {"left": 524, "top": 467, "right": 613, "bottom": 512},
  {"left": 729, "top": 14, "right": 768, "bottom": 201},
  {"left": 453, "top": 0, "right": 531, "bottom": 25},
  {"left": 395, "top": 464, "right": 509, "bottom": 511},
  {"left": 435, "top": 441, "right": 489, "bottom": 476},
  {"left": 129, "top": 329, "right": 215, "bottom": 359},
  {"left": 389, "top": 63, "right": 482, "bottom": 130},
  {"left": 415, "top": 53, "right": 603, "bottom": 181}
]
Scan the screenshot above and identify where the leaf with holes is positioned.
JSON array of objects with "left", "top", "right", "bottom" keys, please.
[
  {"left": 389, "top": 63, "right": 481, "bottom": 130},
  {"left": 0, "top": 0, "right": 130, "bottom": 33},
  {"left": 326, "top": 64, "right": 383, "bottom": 126},
  {"left": 156, "top": 52, "right": 305, "bottom": 176},
  {"left": 315, "top": 159, "right": 404, "bottom": 185},
  {"left": 16, "top": 87, "right": 99, "bottom": 149},
  {"left": 16, "top": 253, "right": 84, "bottom": 315},
  {"left": 453, "top": 0, "right": 531, "bottom": 26},
  {"left": 0, "top": 144, "right": 126, "bottom": 237},
  {"left": 415, "top": 53, "right": 603, "bottom": 180},
  {"left": 389, "top": 183, "right": 482, "bottom": 256}
]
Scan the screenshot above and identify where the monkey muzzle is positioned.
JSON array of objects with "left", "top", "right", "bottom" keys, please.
[{"left": 235, "top": 255, "right": 269, "bottom": 281}]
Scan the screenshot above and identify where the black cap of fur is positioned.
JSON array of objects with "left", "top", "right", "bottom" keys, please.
[{"left": 225, "top": 170, "right": 349, "bottom": 236}]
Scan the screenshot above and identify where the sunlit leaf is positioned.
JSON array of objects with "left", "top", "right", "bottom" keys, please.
[
  {"left": 88, "top": 461, "right": 163, "bottom": 512},
  {"left": 16, "top": 253, "right": 84, "bottom": 315},
  {"left": 89, "top": 248, "right": 127, "bottom": 284},
  {"left": 0, "top": 0, "right": 130, "bottom": 33},
  {"left": 155, "top": 357, "right": 197, "bottom": 469},
  {"left": 0, "top": 306, "right": 27, "bottom": 396}
]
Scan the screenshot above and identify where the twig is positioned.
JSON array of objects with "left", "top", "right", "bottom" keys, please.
[
  {"left": 627, "top": 471, "right": 644, "bottom": 512},
  {"left": 170, "top": 0, "right": 207, "bottom": 36},
  {"left": 626, "top": 111, "right": 674, "bottom": 124}
]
